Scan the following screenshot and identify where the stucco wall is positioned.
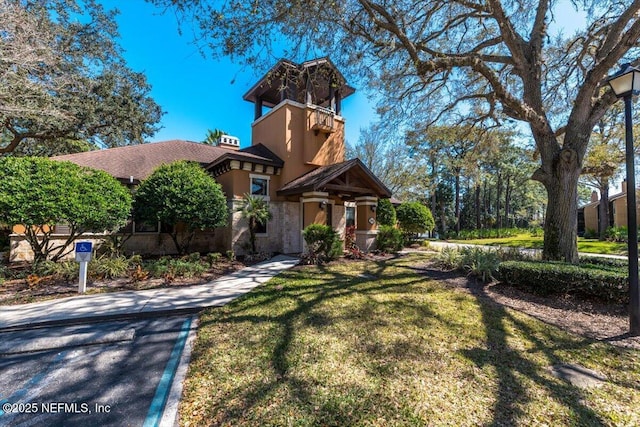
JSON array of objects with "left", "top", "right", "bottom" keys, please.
[{"left": 9, "top": 230, "right": 227, "bottom": 262}]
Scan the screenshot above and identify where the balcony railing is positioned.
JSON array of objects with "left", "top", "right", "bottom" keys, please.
[{"left": 312, "top": 106, "right": 335, "bottom": 134}]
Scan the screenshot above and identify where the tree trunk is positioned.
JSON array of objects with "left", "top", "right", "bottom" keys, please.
[
  {"left": 475, "top": 184, "right": 481, "bottom": 230},
  {"left": 539, "top": 149, "right": 580, "bottom": 263},
  {"left": 454, "top": 171, "right": 461, "bottom": 233},
  {"left": 504, "top": 176, "right": 511, "bottom": 228},
  {"left": 439, "top": 200, "right": 447, "bottom": 235},
  {"left": 496, "top": 172, "right": 502, "bottom": 230},
  {"left": 598, "top": 178, "right": 610, "bottom": 241}
]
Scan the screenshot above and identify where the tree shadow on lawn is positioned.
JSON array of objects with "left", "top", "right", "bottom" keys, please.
[
  {"left": 189, "top": 256, "right": 630, "bottom": 425},
  {"left": 191, "top": 259, "right": 439, "bottom": 425},
  {"left": 461, "top": 286, "right": 607, "bottom": 426}
]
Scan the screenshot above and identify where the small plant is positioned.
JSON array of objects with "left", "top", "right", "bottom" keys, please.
[
  {"left": 244, "top": 252, "right": 272, "bottom": 263},
  {"left": 583, "top": 228, "right": 597, "bottom": 239},
  {"left": 496, "top": 247, "right": 536, "bottom": 262},
  {"left": 129, "top": 254, "right": 143, "bottom": 267},
  {"left": 302, "top": 224, "right": 342, "bottom": 264},
  {"left": 145, "top": 256, "right": 207, "bottom": 281},
  {"left": 460, "top": 247, "right": 500, "bottom": 283},
  {"left": 187, "top": 252, "right": 201, "bottom": 263},
  {"left": 130, "top": 264, "right": 149, "bottom": 282},
  {"left": 605, "top": 226, "right": 628, "bottom": 243},
  {"left": 33, "top": 260, "right": 78, "bottom": 281},
  {"left": 376, "top": 225, "right": 403, "bottom": 253},
  {"left": 434, "top": 247, "right": 461, "bottom": 270},
  {"left": 207, "top": 252, "right": 222, "bottom": 266},
  {"left": 226, "top": 250, "right": 235, "bottom": 261},
  {"left": 90, "top": 255, "right": 129, "bottom": 279},
  {"left": 0, "top": 265, "right": 8, "bottom": 285},
  {"left": 344, "top": 225, "right": 365, "bottom": 259}
]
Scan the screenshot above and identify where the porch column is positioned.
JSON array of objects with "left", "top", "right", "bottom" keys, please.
[
  {"left": 301, "top": 192, "right": 329, "bottom": 228},
  {"left": 355, "top": 196, "right": 378, "bottom": 252},
  {"left": 301, "top": 192, "right": 330, "bottom": 253}
]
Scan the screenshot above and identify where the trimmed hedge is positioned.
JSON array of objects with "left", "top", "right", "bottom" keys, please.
[
  {"left": 376, "top": 225, "right": 403, "bottom": 253},
  {"left": 498, "top": 261, "right": 628, "bottom": 303}
]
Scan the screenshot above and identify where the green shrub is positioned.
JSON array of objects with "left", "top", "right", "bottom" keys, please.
[
  {"left": 187, "top": 252, "right": 201, "bottom": 263},
  {"left": 579, "top": 256, "right": 627, "bottom": 269},
  {"left": 145, "top": 256, "right": 207, "bottom": 280},
  {"left": 128, "top": 254, "right": 143, "bottom": 267},
  {"left": 376, "top": 199, "right": 397, "bottom": 227},
  {"left": 207, "top": 252, "right": 222, "bottom": 266},
  {"left": 529, "top": 226, "right": 543, "bottom": 237},
  {"left": 303, "top": 224, "right": 342, "bottom": 264},
  {"left": 396, "top": 201, "right": 434, "bottom": 242},
  {"left": 583, "top": 228, "right": 597, "bottom": 239},
  {"left": 605, "top": 226, "right": 628, "bottom": 243},
  {"left": 0, "top": 265, "right": 9, "bottom": 284},
  {"left": 460, "top": 247, "right": 500, "bottom": 283},
  {"left": 376, "top": 225, "right": 403, "bottom": 253},
  {"left": 90, "top": 255, "right": 129, "bottom": 279},
  {"left": 496, "top": 247, "right": 537, "bottom": 262},
  {"left": 434, "top": 247, "right": 462, "bottom": 270},
  {"left": 33, "top": 260, "right": 79, "bottom": 281},
  {"left": 498, "top": 261, "right": 628, "bottom": 303}
]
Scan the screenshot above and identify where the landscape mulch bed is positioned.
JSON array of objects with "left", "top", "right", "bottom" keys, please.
[
  {"left": 416, "top": 260, "right": 640, "bottom": 350},
  {"left": 0, "top": 259, "right": 248, "bottom": 306}
]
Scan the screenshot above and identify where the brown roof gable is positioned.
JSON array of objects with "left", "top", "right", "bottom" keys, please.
[
  {"left": 277, "top": 158, "right": 392, "bottom": 198},
  {"left": 53, "top": 140, "right": 283, "bottom": 183}
]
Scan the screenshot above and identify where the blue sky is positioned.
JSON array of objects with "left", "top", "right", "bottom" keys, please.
[
  {"left": 103, "top": 1, "right": 584, "bottom": 150},
  {"left": 101, "top": 1, "right": 376, "bottom": 149}
]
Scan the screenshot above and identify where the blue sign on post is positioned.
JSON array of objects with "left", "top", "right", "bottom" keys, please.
[
  {"left": 75, "top": 242, "right": 92, "bottom": 253},
  {"left": 75, "top": 241, "right": 93, "bottom": 293}
]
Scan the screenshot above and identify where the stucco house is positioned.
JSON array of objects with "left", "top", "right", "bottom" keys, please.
[
  {"left": 578, "top": 180, "right": 640, "bottom": 236},
  {"left": 9, "top": 58, "right": 391, "bottom": 261}
]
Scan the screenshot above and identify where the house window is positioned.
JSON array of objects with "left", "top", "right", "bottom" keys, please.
[
  {"left": 255, "top": 219, "right": 268, "bottom": 235},
  {"left": 250, "top": 174, "right": 270, "bottom": 198},
  {"left": 346, "top": 206, "right": 355, "bottom": 227},
  {"left": 135, "top": 220, "right": 159, "bottom": 233}
]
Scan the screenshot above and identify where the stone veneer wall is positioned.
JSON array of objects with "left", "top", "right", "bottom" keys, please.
[
  {"left": 9, "top": 230, "right": 226, "bottom": 262},
  {"left": 230, "top": 200, "right": 303, "bottom": 256},
  {"left": 9, "top": 234, "right": 107, "bottom": 262}
]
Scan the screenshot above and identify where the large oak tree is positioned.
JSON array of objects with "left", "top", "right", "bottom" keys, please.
[
  {"left": 150, "top": 0, "right": 640, "bottom": 262},
  {"left": 1, "top": 0, "right": 163, "bottom": 154}
]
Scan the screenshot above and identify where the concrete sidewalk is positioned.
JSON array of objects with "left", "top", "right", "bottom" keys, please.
[
  {"left": 426, "top": 240, "right": 628, "bottom": 260},
  {"left": 0, "top": 255, "right": 299, "bottom": 331}
]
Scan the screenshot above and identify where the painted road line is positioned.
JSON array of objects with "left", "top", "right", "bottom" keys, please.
[
  {"left": 143, "top": 316, "right": 193, "bottom": 427},
  {"left": 0, "top": 350, "right": 67, "bottom": 417}
]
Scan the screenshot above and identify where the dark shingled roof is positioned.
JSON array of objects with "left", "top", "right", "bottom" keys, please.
[
  {"left": 53, "top": 140, "right": 283, "bottom": 183},
  {"left": 206, "top": 143, "right": 284, "bottom": 169},
  {"left": 277, "top": 158, "right": 392, "bottom": 198}
]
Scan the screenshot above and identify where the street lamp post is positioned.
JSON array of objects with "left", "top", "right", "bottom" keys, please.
[{"left": 607, "top": 63, "right": 640, "bottom": 335}]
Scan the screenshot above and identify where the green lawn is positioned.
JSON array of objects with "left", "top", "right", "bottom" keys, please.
[
  {"left": 449, "top": 233, "right": 627, "bottom": 255},
  {"left": 179, "top": 253, "right": 640, "bottom": 426}
]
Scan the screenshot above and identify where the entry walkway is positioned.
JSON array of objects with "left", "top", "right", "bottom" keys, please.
[{"left": 0, "top": 255, "right": 299, "bottom": 331}]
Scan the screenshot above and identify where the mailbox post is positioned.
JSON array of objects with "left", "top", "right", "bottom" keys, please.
[{"left": 75, "top": 241, "right": 93, "bottom": 293}]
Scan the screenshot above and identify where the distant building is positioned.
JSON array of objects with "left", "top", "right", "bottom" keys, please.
[{"left": 578, "top": 180, "right": 640, "bottom": 235}]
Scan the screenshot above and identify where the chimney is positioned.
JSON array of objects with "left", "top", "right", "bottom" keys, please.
[
  {"left": 622, "top": 179, "right": 628, "bottom": 194},
  {"left": 215, "top": 134, "right": 240, "bottom": 151},
  {"left": 590, "top": 190, "right": 599, "bottom": 203}
]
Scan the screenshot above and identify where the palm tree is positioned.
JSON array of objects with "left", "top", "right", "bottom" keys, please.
[
  {"left": 202, "top": 128, "right": 225, "bottom": 145},
  {"left": 236, "top": 193, "right": 272, "bottom": 254}
]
